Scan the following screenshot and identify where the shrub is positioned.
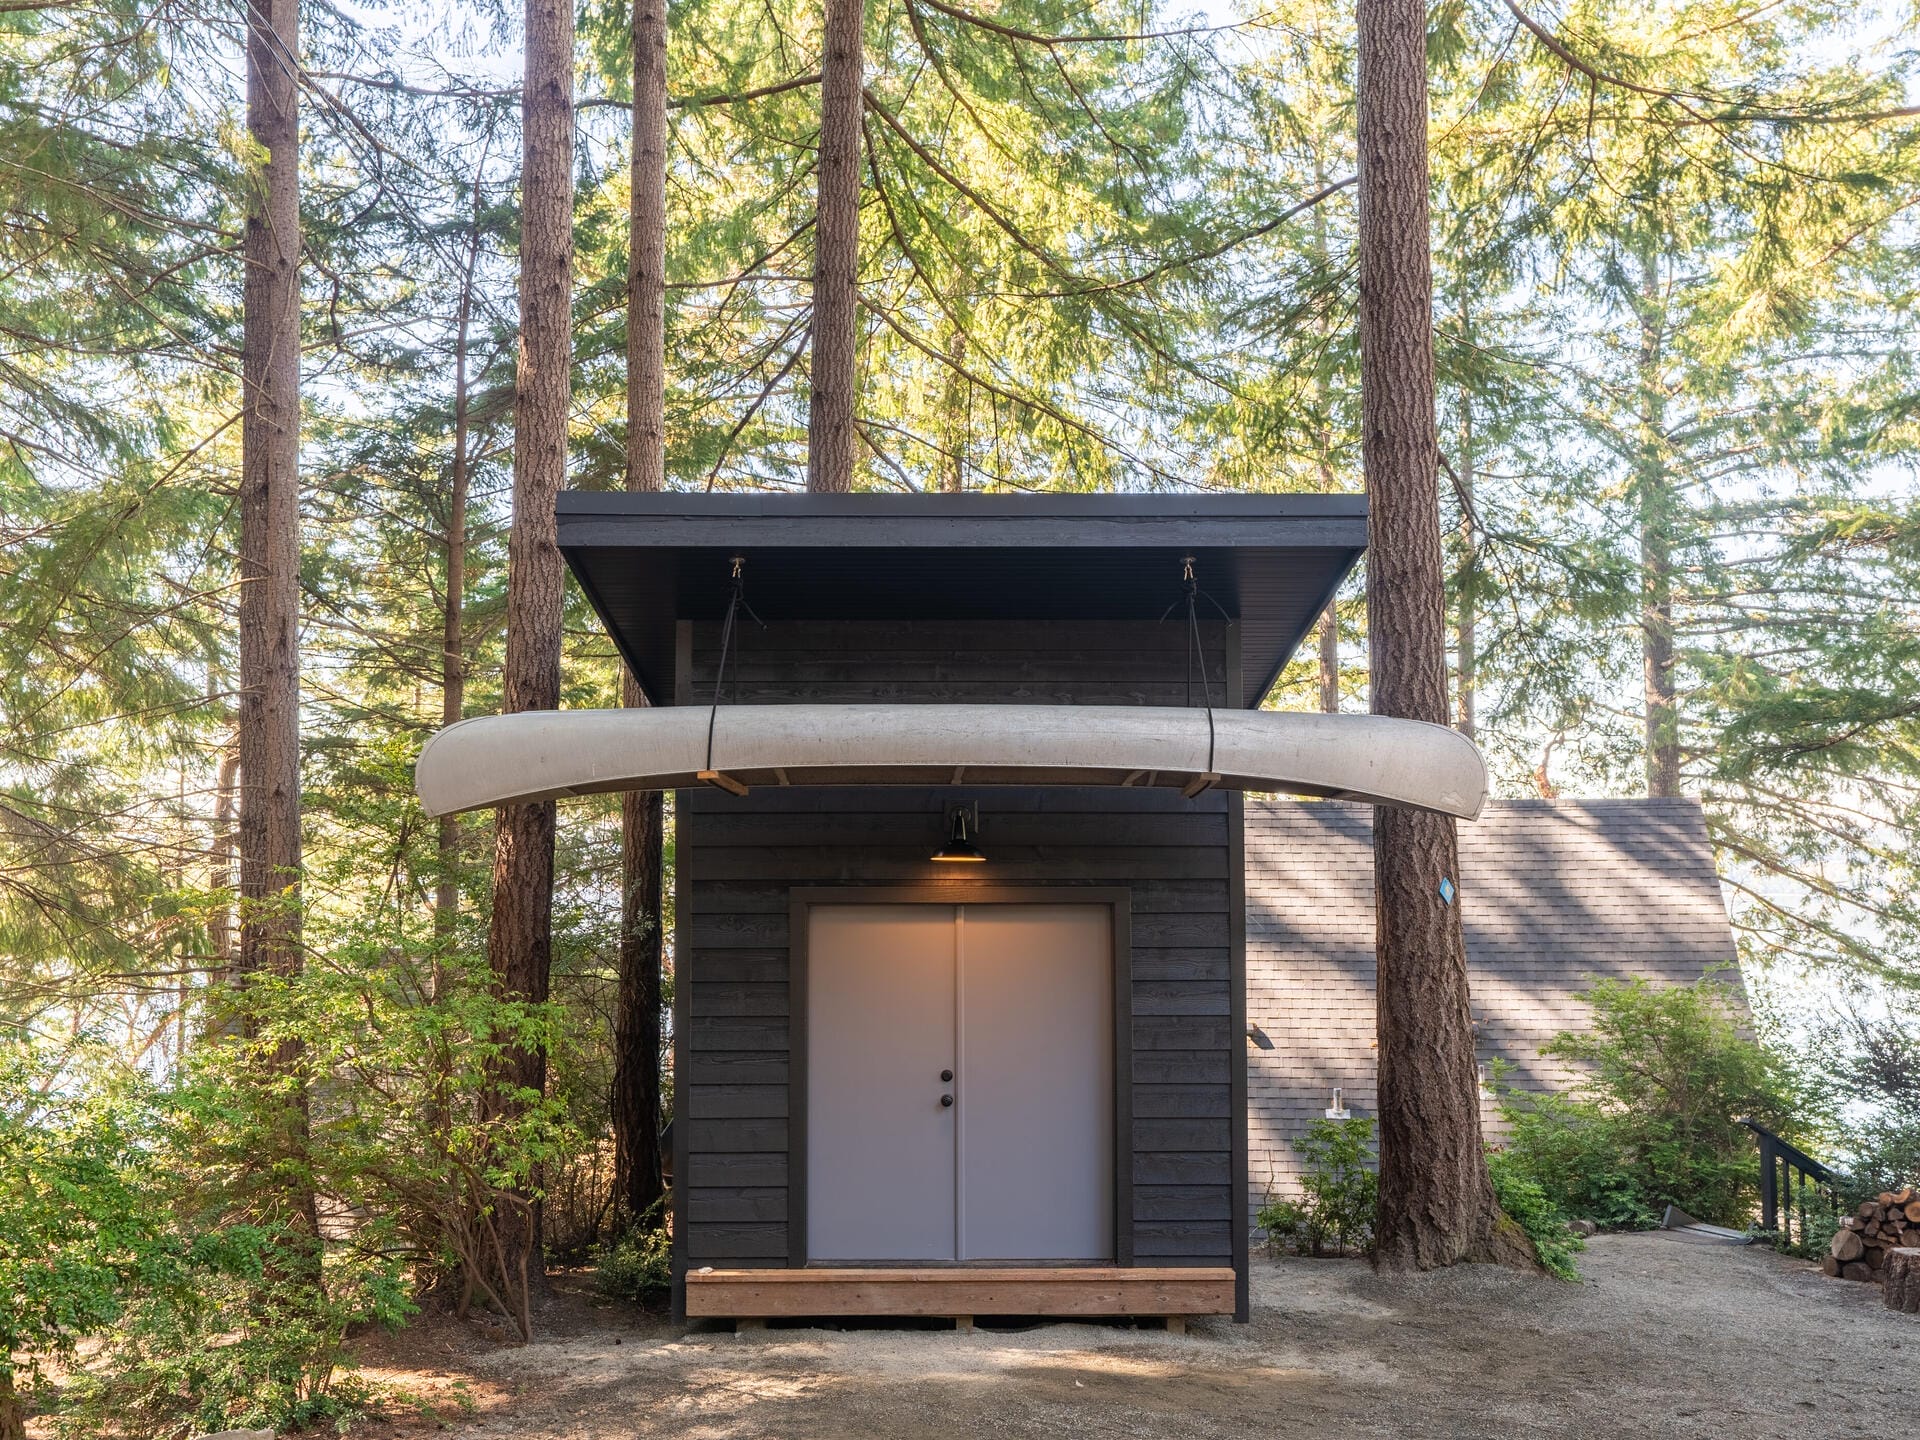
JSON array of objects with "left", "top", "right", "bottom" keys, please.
[
  {"left": 1, "top": 1041, "right": 408, "bottom": 1440},
  {"left": 1253, "top": 1195, "right": 1306, "bottom": 1257},
  {"left": 1486, "top": 1150, "right": 1584, "bottom": 1281},
  {"left": 1494, "top": 977, "right": 1816, "bottom": 1229},
  {"left": 1258, "top": 1116, "right": 1378, "bottom": 1257},
  {"left": 596, "top": 1208, "right": 672, "bottom": 1300}
]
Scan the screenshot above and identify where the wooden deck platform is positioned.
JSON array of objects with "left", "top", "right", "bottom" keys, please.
[{"left": 684, "top": 1266, "right": 1236, "bottom": 1321}]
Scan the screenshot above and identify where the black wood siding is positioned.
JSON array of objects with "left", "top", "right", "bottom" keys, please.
[{"left": 672, "top": 617, "right": 1246, "bottom": 1302}]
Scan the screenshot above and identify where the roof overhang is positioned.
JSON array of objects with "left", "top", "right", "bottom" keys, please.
[
  {"left": 557, "top": 493, "right": 1366, "bottom": 708},
  {"left": 414, "top": 704, "right": 1487, "bottom": 821}
]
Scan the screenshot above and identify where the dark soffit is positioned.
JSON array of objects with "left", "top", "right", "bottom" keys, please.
[{"left": 557, "top": 492, "right": 1367, "bottom": 708}]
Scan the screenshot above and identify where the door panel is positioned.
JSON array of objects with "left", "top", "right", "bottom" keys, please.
[
  {"left": 957, "top": 905, "right": 1114, "bottom": 1262},
  {"left": 806, "top": 905, "right": 957, "bottom": 1261}
]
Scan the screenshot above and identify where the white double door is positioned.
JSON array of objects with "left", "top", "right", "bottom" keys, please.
[{"left": 806, "top": 903, "right": 1114, "bottom": 1264}]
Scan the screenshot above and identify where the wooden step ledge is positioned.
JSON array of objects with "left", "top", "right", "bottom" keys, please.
[{"left": 684, "top": 1266, "right": 1236, "bottom": 1319}]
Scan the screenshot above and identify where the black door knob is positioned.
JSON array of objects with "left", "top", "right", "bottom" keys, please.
[
  {"left": 940, "top": 1069, "right": 954, "bottom": 1082},
  {"left": 940, "top": 1094, "right": 954, "bottom": 1107}
]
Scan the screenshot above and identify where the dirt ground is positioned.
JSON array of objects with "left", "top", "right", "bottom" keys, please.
[{"left": 352, "top": 1231, "right": 1919, "bottom": 1439}]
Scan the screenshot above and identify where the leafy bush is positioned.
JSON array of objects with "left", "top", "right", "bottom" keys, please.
[
  {"left": 1257, "top": 1116, "right": 1378, "bottom": 1257},
  {"left": 1762, "top": 1193, "right": 1842, "bottom": 1261},
  {"left": 596, "top": 1206, "right": 672, "bottom": 1300},
  {"left": 1494, "top": 977, "right": 1817, "bottom": 1229},
  {"left": 56, "top": 1260, "right": 403, "bottom": 1439},
  {"left": 0, "top": 1048, "right": 178, "bottom": 1439},
  {"left": 1486, "top": 1150, "right": 1584, "bottom": 1281},
  {"left": 1253, "top": 1195, "right": 1306, "bottom": 1256},
  {"left": 1, "top": 1040, "right": 413, "bottom": 1439}
]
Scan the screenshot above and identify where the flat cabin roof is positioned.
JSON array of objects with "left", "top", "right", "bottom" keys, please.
[{"left": 557, "top": 492, "right": 1367, "bottom": 707}]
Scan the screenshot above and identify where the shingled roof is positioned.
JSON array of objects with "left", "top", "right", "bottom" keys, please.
[{"left": 1245, "top": 798, "right": 1743, "bottom": 1205}]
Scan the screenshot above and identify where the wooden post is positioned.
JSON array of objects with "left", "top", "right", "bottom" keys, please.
[{"left": 1756, "top": 1132, "right": 1778, "bottom": 1234}]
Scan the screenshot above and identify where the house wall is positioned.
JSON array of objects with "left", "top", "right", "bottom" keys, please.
[
  {"left": 671, "top": 618, "right": 1248, "bottom": 1316},
  {"left": 1243, "top": 798, "right": 1744, "bottom": 1214}
]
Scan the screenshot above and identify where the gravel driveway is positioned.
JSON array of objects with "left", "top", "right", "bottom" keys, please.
[{"left": 362, "top": 1231, "right": 1919, "bottom": 1439}]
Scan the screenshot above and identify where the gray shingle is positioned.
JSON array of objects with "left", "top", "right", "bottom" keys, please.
[{"left": 1244, "top": 798, "right": 1743, "bottom": 1213}]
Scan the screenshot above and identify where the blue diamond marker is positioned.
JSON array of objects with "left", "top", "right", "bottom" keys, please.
[{"left": 1438, "top": 877, "right": 1456, "bottom": 905}]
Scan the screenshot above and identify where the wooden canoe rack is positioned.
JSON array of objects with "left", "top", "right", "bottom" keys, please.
[{"left": 685, "top": 1266, "right": 1234, "bottom": 1325}]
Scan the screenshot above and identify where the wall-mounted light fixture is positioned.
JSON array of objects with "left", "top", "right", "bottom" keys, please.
[{"left": 931, "top": 804, "right": 985, "bottom": 864}]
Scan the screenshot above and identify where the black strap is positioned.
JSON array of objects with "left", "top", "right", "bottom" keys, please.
[
  {"left": 705, "top": 555, "right": 760, "bottom": 772},
  {"left": 1184, "top": 558, "right": 1217, "bottom": 777}
]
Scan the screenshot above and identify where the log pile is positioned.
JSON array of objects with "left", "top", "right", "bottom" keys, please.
[{"left": 1824, "top": 1188, "right": 1920, "bottom": 1283}]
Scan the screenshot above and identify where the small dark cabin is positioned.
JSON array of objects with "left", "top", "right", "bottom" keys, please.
[{"left": 549, "top": 492, "right": 1370, "bottom": 1326}]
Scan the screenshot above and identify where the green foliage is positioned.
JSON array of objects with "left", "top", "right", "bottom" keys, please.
[
  {"left": 1495, "top": 978, "right": 1818, "bottom": 1229},
  {"left": 1485, "top": 1150, "right": 1584, "bottom": 1282},
  {"left": 1257, "top": 1116, "right": 1378, "bottom": 1257},
  {"left": 1764, "top": 1195, "right": 1842, "bottom": 1262},
  {"left": 0, "top": 1040, "right": 408, "bottom": 1437},
  {"left": 56, "top": 1266, "right": 401, "bottom": 1439},
  {"left": 4, "top": 0, "right": 1920, "bottom": 1404},
  {"left": 1800, "top": 990, "right": 1920, "bottom": 1197},
  {"left": 0, "top": 1045, "right": 178, "bottom": 1420},
  {"left": 595, "top": 1207, "right": 673, "bottom": 1302}
]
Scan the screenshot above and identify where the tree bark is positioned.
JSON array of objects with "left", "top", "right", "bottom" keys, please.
[
  {"left": 1310, "top": 176, "right": 1342, "bottom": 717},
  {"left": 1356, "top": 0, "right": 1527, "bottom": 1273},
  {"left": 1455, "top": 372, "right": 1476, "bottom": 740},
  {"left": 1318, "top": 610, "right": 1340, "bottom": 713},
  {"left": 239, "top": 0, "right": 319, "bottom": 1273},
  {"left": 484, "top": 0, "right": 574, "bottom": 1301},
  {"left": 939, "top": 322, "right": 967, "bottom": 492},
  {"left": 1636, "top": 253, "right": 1680, "bottom": 797},
  {"left": 613, "top": 773, "right": 667, "bottom": 1225},
  {"left": 807, "top": 0, "right": 863, "bottom": 493},
  {"left": 239, "top": 0, "right": 303, "bottom": 990},
  {"left": 209, "top": 745, "right": 239, "bottom": 978},
  {"left": 436, "top": 193, "right": 483, "bottom": 939},
  {"left": 0, "top": 1366, "right": 21, "bottom": 1440},
  {"left": 628, "top": 0, "right": 668, "bottom": 497},
  {"left": 612, "top": 0, "right": 670, "bottom": 1233}
]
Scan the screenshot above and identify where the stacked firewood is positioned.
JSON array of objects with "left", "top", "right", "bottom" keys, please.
[{"left": 1824, "top": 1187, "right": 1920, "bottom": 1281}]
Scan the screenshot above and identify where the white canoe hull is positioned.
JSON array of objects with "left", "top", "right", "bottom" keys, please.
[{"left": 414, "top": 704, "right": 1486, "bottom": 820}]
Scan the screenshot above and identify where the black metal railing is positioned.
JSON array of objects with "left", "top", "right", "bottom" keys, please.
[{"left": 1740, "top": 1117, "right": 1838, "bottom": 1248}]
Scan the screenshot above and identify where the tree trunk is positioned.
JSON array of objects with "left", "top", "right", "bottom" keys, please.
[
  {"left": 939, "top": 322, "right": 967, "bottom": 492},
  {"left": 612, "top": 0, "right": 670, "bottom": 1233},
  {"left": 0, "top": 1366, "right": 21, "bottom": 1440},
  {"left": 628, "top": 0, "right": 668, "bottom": 497},
  {"left": 613, "top": 774, "right": 667, "bottom": 1225},
  {"left": 1317, "top": 610, "right": 1340, "bottom": 713},
  {"left": 209, "top": 745, "right": 239, "bottom": 978},
  {"left": 807, "top": 0, "right": 863, "bottom": 493},
  {"left": 484, "top": 0, "right": 574, "bottom": 1304},
  {"left": 1310, "top": 177, "right": 1342, "bottom": 717},
  {"left": 239, "top": 0, "right": 303, "bottom": 990},
  {"left": 1356, "top": 0, "right": 1527, "bottom": 1273},
  {"left": 239, "top": 0, "right": 319, "bottom": 1273},
  {"left": 1636, "top": 253, "right": 1680, "bottom": 797},
  {"left": 1455, "top": 372, "right": 1476, "bottom": 740},
  {"left": 436, "top": 201, "right": 481, "bottom": 939}
]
